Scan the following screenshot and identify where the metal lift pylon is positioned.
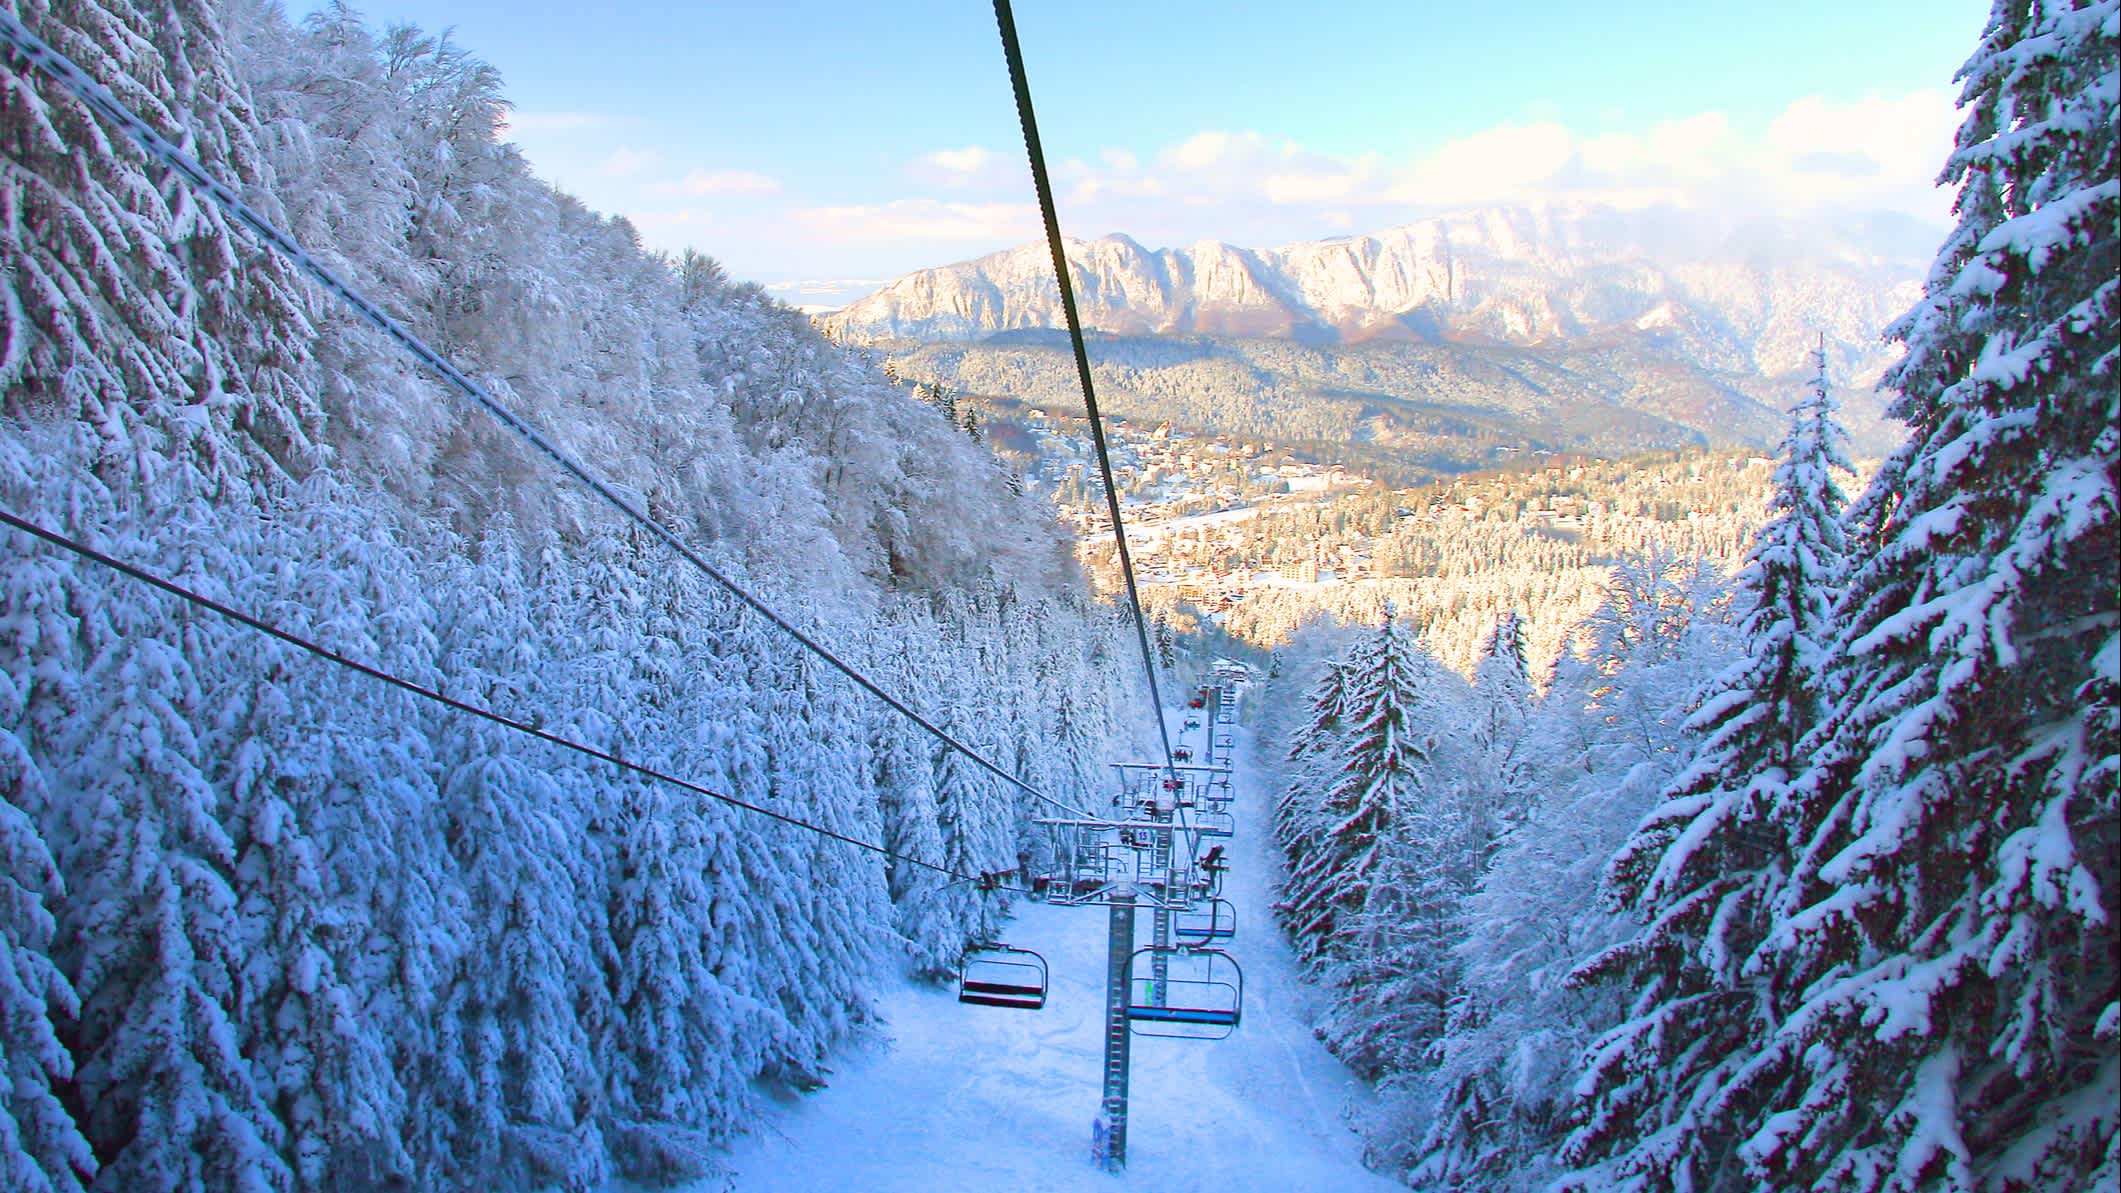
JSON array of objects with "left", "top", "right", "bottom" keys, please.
[
  {"left": 1150, "top": 790, "right": 1173, "bottom": 1012},
  {"left": 1096, "top": 883, "right": 1135, "bottom": 1171}
]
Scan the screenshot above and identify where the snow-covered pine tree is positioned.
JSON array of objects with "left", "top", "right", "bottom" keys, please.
[
  {"left": 1276, "top": 609, "right": 1436, "bottom": 971},
  {"left": 757, "top": 644, "right": 887, "bottom": 1067},
  {"left": 929, "top": 678, "right": 1012, "bottom": 946},
  {"left": 213, "top": 621, "right": 407, "bottom": 1191},
  {"left": 57, "top": 538, "right": 291, "bottom": 1193},
  {"left": 1567, "top": 4, "right": 2116, "bottom": 1188},
  {"left": 0, "top": 665, "right": 91, "bottom": 1193},
  {"left": 1472, "top": 611, "right": 1533, "bottom": 752},
  {"left": 1275, "top": 653, "right": 1357, "bottom": 873},
  {"left": 1561, "top": 346, "right": 1852, "bottom": 1189},
  {"left": 1395, "top": 551, "right": 1736, "bottom": 1191},
  {"left": 869, "top": 632, "right": 956, "bottom": 975},
  {"left": 3, "top": 0, "right": 291, "bottom": 496},
  {"left": 1470, "top": 610, "right": 1535, "bottom": 837},
  {"left": 414, "top": 528, "right": 604, "bottom": 1192},
  {"left": 1315, "top": 645, "right": 1481, "bottom": 1082}
]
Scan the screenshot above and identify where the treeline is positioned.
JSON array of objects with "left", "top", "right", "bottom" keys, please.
[
  {"left": 1266, "top": 4, "right": 2116, "bottom": 1184},
  {"left": 0, "top": 3, "right": 1135, "bottom": 1191}
]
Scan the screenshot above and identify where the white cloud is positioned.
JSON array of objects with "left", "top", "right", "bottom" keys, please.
[
  {"left": 793, "top": 199, "right": 1039, "bottom": 243},
  {"left": 762, "top": 277, "right": 895, "bottom": 308},
  {"left": 662, "top": 169, "right": 782, "bottom": 197},
  {"left": 1134, "top": 131, "right": 1383, "bottom": 208},
  {"left": 1041, "top": 90, "right": 1958, "bottom": 247},
  {"left": 1166, "top": 129, "right": 1261, "bottom": 171},
  {"left": 1396, "top": 122, "right": 1576, "bottom": 205},
  {"left": 908, "top": 145, "right": 1019, "bottom": 190},
  {"left": 926, "top": 146, "right": 993, "bottom": 175},
  {"left": 1578, "top": 112, "right": 1737, "bottom": 186},
  {"left": 597, "top": 146, "right": 660, "bottom": 178},
  {"left": 1765, "top": 91, "right": 1959, "bottom": 214}
]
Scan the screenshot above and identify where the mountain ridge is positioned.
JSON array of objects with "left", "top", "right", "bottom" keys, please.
[
  {"left": 824, "top": 203, "right": 1930, "bottom": 371},
  {"left": 825, "top": 203, "right": 1933, "bottom": 461}
]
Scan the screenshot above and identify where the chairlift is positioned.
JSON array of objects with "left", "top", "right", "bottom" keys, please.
[
  {"left": 1175, "top": 897, "right": 1237, "bottom": 944},
  {"left": 958, "top": 944, "right": 1049, "bottom": 1010},
  {"left": 1125, "top": 945, "right": 1242, "bottom": 1038}
]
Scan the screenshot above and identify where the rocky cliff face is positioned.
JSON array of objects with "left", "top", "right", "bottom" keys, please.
[{"left": 824, "top": 203, "right": 1930, "bottom": 383}]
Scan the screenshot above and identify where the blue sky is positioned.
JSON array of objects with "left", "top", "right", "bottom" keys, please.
[{"left": 292, "top": 0, "right": 1990, "bottom": 305}]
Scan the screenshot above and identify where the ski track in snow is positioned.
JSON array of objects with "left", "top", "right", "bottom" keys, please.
[{"left": 702, "top": 709, "right": 1396, "bottom": 1193}]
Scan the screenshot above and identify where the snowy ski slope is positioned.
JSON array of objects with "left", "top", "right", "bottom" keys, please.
[{"left": 710, "top": 712, "right": 1396, "bottom": 1193}]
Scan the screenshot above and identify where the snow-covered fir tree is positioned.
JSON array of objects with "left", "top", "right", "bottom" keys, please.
[
  {"left": 1276, "top": 609, "right": 1486, "bottom": 1079},
  {"left": 0, "top": 662, "right": 91, "bottom": 1193},
  {"left": 1386, "top": 552, "right": 1735, "bottom": 1191},
  {"left": 1561, "top": 346, "right": 1853, "bottom": 1189},
  {"left": 1560, "top": 3, "right": 2117, "bottom": 1187},
  {"left": 1275, "top": 654, "right": 1357, "bottom": 872},
  {"left": 1470, "top": 610, "right": 1535, "bottom": 835},
  {"left": 1277, "top": 613, "right": 1420, "bottom": 968},
  {"left": 1472, "top": 612, "right": 1533, "bottom": 760}
]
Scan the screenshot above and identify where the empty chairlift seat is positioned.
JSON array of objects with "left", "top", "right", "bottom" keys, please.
[
  {"left": 1125, "top": 946, "right": 1242, "bottom": 1039},
  {"left": 1175, "top": 897, "right": 1237, "bottom": 944},
  {"left": 958, "top": 944, "right": 1049, "bottom": 1010}
]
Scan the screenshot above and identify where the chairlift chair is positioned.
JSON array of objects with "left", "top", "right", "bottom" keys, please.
[
  {"left": 1125, "top": 945, "right": 1242, "bottom": 1039},
  {"left": 958, "top": 944, "right": 1049, "bottom": 1010},
  {"left": 1175, "top": 898, "right": 1237, "bottom": 944}
]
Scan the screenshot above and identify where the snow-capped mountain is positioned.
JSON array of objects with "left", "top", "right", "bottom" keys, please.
[{"left": 824, "top": 204, "right": 1932, "bottom": 382}]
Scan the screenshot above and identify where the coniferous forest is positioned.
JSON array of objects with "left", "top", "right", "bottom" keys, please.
[
  {"left": 0, "top": 0, "right": 2114, "bottom": 1192},
  {"left": 0, "top": 2, "right": 1141, "bottom": 1189},
  {"left": 1263, "top": 3, "right": 2117, "bottom": 1188}
]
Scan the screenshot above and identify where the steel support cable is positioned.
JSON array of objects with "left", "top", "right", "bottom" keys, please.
[
  {"left": 991, "top": 0, "right": 1179, "bottom": 781},
  {"left": 0, "top": 506, "right": 1045, "bottom": 893},
  {"left": 0, "top": 12, "right": 1096, "bottom": 823}
]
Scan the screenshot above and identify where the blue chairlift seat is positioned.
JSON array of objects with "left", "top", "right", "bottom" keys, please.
[
  {"left": 1176, "top": 897, "right": 1236, "bottom": 943},
  {"left": 1125, "top": 946, "right": 1242, "bottom": 1039},
  {"left": 1126, "top": 1005, "right": 1238, "bottom": 1025}
]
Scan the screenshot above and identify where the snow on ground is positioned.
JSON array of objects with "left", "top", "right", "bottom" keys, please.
[{"left": 705, "top": 709, "right": 1395, "bottom": 1193}]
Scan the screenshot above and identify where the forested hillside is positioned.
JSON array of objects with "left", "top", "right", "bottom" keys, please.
[
  {"left": 1262, "top": 2, "right": 2118, "bottom": 1187},
  {"left": 1128, "top": 449, "right": 1781, "bottom": 682},
  {"left": 0, "top": 3, "right": 1137, "bottom": 1190},
  {"left": 876, "top": 333, "right": 1896, "bottom": 482}
]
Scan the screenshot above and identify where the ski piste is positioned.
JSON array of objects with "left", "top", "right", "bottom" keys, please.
[{"left": 715, "top": 686, "right": 1397, "bottom": 1192}]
